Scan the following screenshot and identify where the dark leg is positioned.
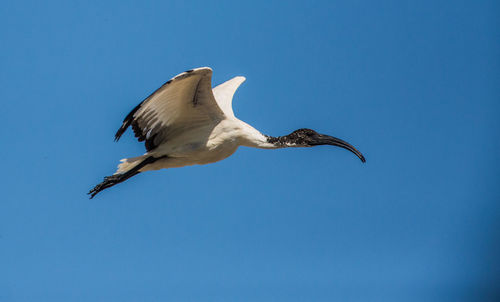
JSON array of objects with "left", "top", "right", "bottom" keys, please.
[{"left": 88, "top": 156, "right": 163, "bottom": 199}]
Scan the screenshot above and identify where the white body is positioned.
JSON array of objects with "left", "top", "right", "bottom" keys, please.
[{"left": 142, "top": 120, "right": 268, "bottom": 171}]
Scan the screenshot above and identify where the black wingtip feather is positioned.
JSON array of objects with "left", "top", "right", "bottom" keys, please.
[
  {"left": 114, "top": 124, "right": 127, "bottom": 142},
  {"left": 114, "top": 102, "right": 143, "bottom": 141}
]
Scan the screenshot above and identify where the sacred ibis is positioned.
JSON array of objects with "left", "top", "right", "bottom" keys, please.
[{"left": 89, "top": 67, "right": 365, "bottom": 198}]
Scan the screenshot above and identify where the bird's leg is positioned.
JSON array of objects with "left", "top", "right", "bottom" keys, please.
[
  {"left": 88, "top": 172, "right": 138, "bottom": 198},
  {"left": 88, "top": 155, "right": 165, "bottom": 199}
]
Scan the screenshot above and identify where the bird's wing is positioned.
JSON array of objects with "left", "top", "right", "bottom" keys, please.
[
  {"left": 212, "top": 76, "right": 246, "bottom": 118},
  {"left": 115, "top": 67, "right": 225, "bottom": 151}
]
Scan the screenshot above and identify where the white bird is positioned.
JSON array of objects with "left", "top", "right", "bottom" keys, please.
[{"left": 89, "top": 67, "right": 365, "bottom": 198}]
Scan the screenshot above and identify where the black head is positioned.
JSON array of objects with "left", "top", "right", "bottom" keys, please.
[{"left": 276, "top": 128, "right": 366, "bottom": 162}]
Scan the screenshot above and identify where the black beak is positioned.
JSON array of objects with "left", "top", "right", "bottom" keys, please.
[{"left": 315, "top": 134, "right": 366, "bottom": 163}]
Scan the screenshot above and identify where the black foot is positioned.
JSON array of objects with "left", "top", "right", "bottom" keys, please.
[{"left": 88, "top": 172, "right": 139, "bottom": 199}]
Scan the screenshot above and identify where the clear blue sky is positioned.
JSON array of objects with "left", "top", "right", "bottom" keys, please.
[{"left": 1, "top": 0, "right": 499, "bottom": 301}]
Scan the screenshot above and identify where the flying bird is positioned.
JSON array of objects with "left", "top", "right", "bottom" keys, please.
[{"left": 89, "top": 67, "right": 365, "bottom": 198}]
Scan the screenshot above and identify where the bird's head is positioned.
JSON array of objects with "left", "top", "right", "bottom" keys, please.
[{"left": 279, "top": 128, "right": 366, "bottom": 162}]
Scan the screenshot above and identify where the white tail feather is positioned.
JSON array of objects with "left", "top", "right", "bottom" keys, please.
[{"left": 115, "top": 155, "right": 148, "bottom": 174}]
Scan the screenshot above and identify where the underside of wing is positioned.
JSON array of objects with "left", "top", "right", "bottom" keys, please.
[{"left": 114, "top": 67, "right": 225, "bottom": 151}]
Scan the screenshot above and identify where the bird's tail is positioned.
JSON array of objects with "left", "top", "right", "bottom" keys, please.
[
  {"left": 116, "top": 155, "right": 148, "bottom": 174},
  {"left": 88, "top": 155, "right": 160, "bottom": 199}
]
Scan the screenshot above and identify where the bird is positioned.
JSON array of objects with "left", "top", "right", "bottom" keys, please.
[{"left": 88, "top": 67, "right": 365, "bottom": 198}]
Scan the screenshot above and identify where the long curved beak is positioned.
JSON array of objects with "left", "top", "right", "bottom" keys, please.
[{"left": 316, "top": 134, "right": 366, "bottom": 163}]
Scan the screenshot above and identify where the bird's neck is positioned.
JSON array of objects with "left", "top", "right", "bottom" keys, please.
[
  {"left": 264, "top": 134, "right": 302, "bottom": 148},
  {"left": 235, "top": 121, "right": 277, "bottom": 149},
  {"left": 238, "top": 124, "right": 299, "bottom": 149},
  {"left": 237, "top": 120, "right": 313, "bottom": 149},
  {"left": 246, "top": 135, "right": 291, "bottom": 149},
  {"left": 240, "top": 132, "right": 279, "bottom": 149}
]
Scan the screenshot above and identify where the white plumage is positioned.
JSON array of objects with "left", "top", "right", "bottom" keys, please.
[{"left": 89, "top": 67, "right": 365, "bottom": 198}]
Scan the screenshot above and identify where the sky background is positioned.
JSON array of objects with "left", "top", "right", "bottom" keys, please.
[{"left": 1, "top": 0, "right": 499, "bottom": 301}]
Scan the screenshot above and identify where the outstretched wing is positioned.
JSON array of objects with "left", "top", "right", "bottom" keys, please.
[
  {"left": 115, "top": 67, "right": 225, "bottom": 151},
  {"left": 212, "top": 76, "right": 246, "bottom": 118}
]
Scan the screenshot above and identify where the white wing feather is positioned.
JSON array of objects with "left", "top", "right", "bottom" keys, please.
[
  {"left": 212, "top": 76, "right": 246, "bottom": 118},
  {"left": 115, "top": 67, "right": 225, "bottom": 151}
]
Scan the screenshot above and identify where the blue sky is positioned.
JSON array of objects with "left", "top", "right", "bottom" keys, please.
[{"left": 1, "top": 0, "right": 499, "bottom": 301}]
